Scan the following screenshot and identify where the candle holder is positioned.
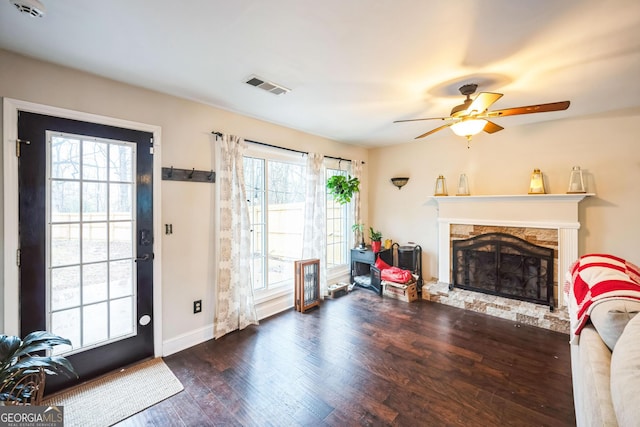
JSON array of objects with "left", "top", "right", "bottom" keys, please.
[
  {"left": 528, "top": 169, "right": 546, "bottom": 194},
  {"left": 567, "top": 166, "right": 586, "bottom": 193},
  {"left": 456, "top": 173, "right": 470, "bottom": 196},
  {"left": 434, "top": 175, "right": 448, "bottom": 196}
]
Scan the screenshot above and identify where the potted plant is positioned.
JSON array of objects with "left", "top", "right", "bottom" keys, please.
[
  {"left": 352, "top": 223, "right": 366, "bottom": 249},
  {"left": 326, "top": 174, "right": 360, "bottom": 205},
  {"left": 0, "top": 331, "right": 77, "bottom": 405},
  {"left": 369, "top": 227, "right": 383, "bottom": 252}
]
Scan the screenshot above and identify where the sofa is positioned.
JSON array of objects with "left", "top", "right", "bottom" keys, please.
[{"left": 565, "top": 254, "right": 640, "bottom": 427}]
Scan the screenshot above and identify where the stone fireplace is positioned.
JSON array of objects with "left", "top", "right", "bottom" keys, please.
[
  {"left": 424, "top": 193, "right": 591, "bottom": 332},
  {"left": 452, "top": 231, "right": 555, "bottom": 308}
]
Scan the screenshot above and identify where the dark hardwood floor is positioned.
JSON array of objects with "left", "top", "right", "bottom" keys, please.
[{"left": 117, "top": 290, "right": 576, "bottom": 426}]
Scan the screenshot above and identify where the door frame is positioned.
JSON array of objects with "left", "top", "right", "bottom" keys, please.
[{"left": 3, "top": 97, "right": 163, "bottom": 358}]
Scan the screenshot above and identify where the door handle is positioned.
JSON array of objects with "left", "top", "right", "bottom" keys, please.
[{"left": 135, "top": 253, "right": 152, "bottom": 262}]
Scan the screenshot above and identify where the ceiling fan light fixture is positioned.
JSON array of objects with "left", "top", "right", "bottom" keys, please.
[{"left": 450, "top": 119, "right": 487, "bottom": 137}]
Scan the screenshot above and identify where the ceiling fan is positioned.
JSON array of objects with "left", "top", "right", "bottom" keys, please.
[{"left": 394, "top": 83, "right": 570, "bottom": 144}]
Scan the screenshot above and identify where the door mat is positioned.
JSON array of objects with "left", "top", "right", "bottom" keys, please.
[{"left": 43, "top": 357, "right": 183, "bottom": 427}]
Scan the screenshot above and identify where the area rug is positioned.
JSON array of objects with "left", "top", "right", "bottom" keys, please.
[{"left": 43, "top": 358, "right": 184, "bottom": 427}]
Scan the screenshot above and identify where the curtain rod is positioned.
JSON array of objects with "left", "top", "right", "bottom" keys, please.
[{"left": 211, "top": 131, "right": 364, "bottom": 164}]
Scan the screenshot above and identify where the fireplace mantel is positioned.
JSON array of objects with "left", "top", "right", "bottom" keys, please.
[
  {"left": 433, "top": 194, "right": 593, "bottom": 201},
  {"left": 433, "top": 193, "right": 594, "bottom": 307}
]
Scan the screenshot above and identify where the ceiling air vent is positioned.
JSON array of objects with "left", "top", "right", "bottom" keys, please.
[
  {"left": 10, "top": 0, "right": 46, "bottom": 17},
  {"left": 245, "top": 75, "right": 290, "bottom": 95}
]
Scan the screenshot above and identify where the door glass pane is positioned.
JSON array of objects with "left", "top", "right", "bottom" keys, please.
[
  {"left": 110, "top": 183, "right": 132, "bottom": 221},
  {"left": 82, "top": 263, "right": 108, "bottom": 304},
  {"left": 110, "top": 297, "right": 134, "bottom": 337},
  {"left": 82, "top": 182, "right": 108, "bottom": 222},
  {"left": 51, "top": 266, "right": 80, "bottom": 310},
  {"left": 109, "top": 144, "right": 133, "bottom": 182},
  {"left": 51, "top": 181, "right": 80, "bottom": 223},
  {"left": 51, "top": 137, "right": 80, "bottom": 180},
  {"left": 47, "top": 132, "right": 137, "bottom": 354},
  {"left": 51, "top": 308, "right": 80, "bottom": 355},
  {"left": 83, "top": 302, "right": 108, "bottom": 346},
  {"left": 82, "top": 140, "right": 108, "bottom": 181},
  {"left": 51, "top": 224, "right": 80, "bottom": 267},
  {"left": 82, "top": 222, "right": 108, "bottom": 263},
  {"left": 110, "top": 222, "right": 133, "bottom": 260},
  {"left": 110, "top": 260, "right": 133, "bottom": 298}
]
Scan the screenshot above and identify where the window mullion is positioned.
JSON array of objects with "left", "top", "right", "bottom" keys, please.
[{"left": 262, "top": 160, "right": 269, "bottom": 290}]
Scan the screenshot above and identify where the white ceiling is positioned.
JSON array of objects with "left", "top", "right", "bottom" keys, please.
[{"left": 1, "top": 0, "right": 639, "bottom": 147}]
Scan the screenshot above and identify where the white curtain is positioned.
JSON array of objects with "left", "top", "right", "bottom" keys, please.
[
  {"left": 214, "top": 134, "right": 258, "bottom": 339},
  {"left": 302, "top": 153, "right": 328, "bottom": 296},
  {"left": 351, "top": 159, "right": 364, "bottom": 245}
]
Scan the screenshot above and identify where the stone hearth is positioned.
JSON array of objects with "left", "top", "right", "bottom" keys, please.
[{"left": 423, "top": 280, "right": 570, "bottom": 333}]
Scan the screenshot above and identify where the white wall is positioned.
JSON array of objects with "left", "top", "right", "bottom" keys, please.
[
  {"left": 4, "top": 47, "right": 638, "bottom": 354},
  {"left": 369, "top": 109, "right": 640, "bottom": 280},
  {"left": 0, "top": 49, "right": 368, "bottom": 352}
]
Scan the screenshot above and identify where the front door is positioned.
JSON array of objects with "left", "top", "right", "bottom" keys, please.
[{"left": 18, "top": 111, "right": 154, "bottom": 393}]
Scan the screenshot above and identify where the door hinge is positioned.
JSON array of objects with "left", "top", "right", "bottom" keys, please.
[
  {"left": 16, "top": 249, "right": 21, "bottom": 267},
  {"left": 16, "top": 139, "right": 31, "bottom": 158}
]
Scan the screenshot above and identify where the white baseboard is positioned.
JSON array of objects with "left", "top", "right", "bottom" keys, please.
[
  {"left": 328, "top": 271, "right": 350, "bottom": 285},
  {"left": 162, "top": 324, "right": 214, "bottom": 357},
  {"left": 162, "top": 284, "right": 338, "bottom": 356},
  {"left": 162, "top": 295, "right": 292, "bottom": 356},
  {"left": 256, "top": 293, "right": 293, "bottom": 320}
]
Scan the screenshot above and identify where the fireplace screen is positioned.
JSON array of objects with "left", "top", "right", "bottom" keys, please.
[
  {"left": 294, "top": 259, "right": 320, "bottom": 313},
  {"left": 452, "top": 233, "right": 555, "bottom": 309}
]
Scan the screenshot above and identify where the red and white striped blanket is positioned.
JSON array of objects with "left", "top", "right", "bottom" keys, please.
[{"left": 565, "top": 253, "right": 640, "bottom": 343}]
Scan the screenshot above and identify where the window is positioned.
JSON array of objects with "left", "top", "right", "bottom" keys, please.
[
  {"left": 244, "top": 149, "right": 352, "bottom": 295},
  {"left": 326, "top": 168, "right": 350, "bottom": 268},
  {"left": 244, "top": 154, "right": 306, "bottom": 292}
]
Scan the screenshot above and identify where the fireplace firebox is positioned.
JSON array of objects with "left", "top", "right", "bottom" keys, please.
[{"left": 452, "top": 232, "right": 555, "bottom": 310}]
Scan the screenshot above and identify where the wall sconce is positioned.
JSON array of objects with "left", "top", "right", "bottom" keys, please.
[
  {"left": 528, "top": 168, "right": 546, "bottom": 194},
  {"left": 456, "top": 173, "right": 470, "bottom": 196},
  {"left": 390, "top": 177, "right": 409, "bottom": 190},
  {"left": 434, "top": 175, "right": 448, "bottom": 196},
  {"left": 567, "top": 166, "right": 586, "bottom": 193}
]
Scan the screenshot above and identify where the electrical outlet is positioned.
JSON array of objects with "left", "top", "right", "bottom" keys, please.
[{"left": 193, "top": 300, "right": 202, "bottom": 314}]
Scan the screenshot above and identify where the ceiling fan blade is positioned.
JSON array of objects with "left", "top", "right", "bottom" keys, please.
[
  {"left": 488, "top": 101, "right": 570, "bottom": 117},
  {"left": 394, "top": 116, "right": 450, "bottom": 123},
  {"left": 467, "top": 92, "right": 503, "bottom": 115},
  {"left": 415, "top": 124, "right": 452, "bottom": 139},
  {"left": 483, "top": 121, "right": 504, "bottom": 134}
]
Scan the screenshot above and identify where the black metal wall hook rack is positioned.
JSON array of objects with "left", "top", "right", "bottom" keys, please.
[{"left": 161, "top": 166, "right": 216, "bottom": 183}]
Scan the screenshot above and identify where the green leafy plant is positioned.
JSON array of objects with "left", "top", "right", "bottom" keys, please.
[
  {"left": 326, "top": 175, "right": 360, "bottom": 205},
  {"left": 0, "top": 331, "right": 77, "bottom": 404},
  {"left": 369, "top": 227, "right": 382, "bottom": 242},
  {"left": 352, "top": 223, "right": 366, "bottom": 248}
]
